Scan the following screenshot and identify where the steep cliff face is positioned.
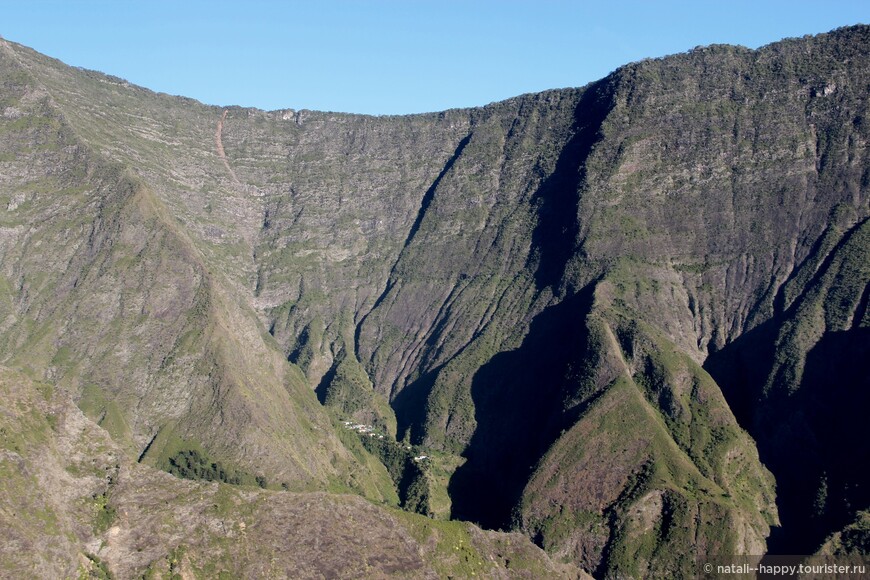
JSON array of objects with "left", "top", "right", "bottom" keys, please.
[
  {"left": 0, "top": 41, "right": 394, "bottom": 498},
  {"left": 707, "top": 216, "right": 870, "bottom": 554},
  {"left": 508, "top": 29, "right": 870, "bottom": 572},
  {"left": 0, "top": 25, "right": 867, "bottom": 577}
]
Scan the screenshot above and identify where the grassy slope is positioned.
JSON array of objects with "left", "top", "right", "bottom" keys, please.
[
  {"left": 517, "top": 284, "right": 777, "bottom": 575},
  {"left": 0, "top": 39, "right": 394, "bottom": 499},
  {"left": 0, "top": 366, "right": 577, "bottom": 578}
]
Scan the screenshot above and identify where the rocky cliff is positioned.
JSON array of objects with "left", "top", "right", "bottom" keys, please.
[{"left": 0, "top": 25, "right": 867, "bottom": 578}]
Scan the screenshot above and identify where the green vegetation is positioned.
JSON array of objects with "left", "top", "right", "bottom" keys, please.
[
  {"left": 333, "top": 424, "right": 400, "bottom": 504},
  {"left": 421, "top": 450, "right": 465, "bottom": 519},
  {"left": 828, "top": 512, "right": 870, "bottom": 554},
  {"left": 77, "top": 384, "right": 136, "bottom": 456},
  {"left": 1, "top": 25, "right": 869, "bottom": 578},
  {"left": 319, "top": 352, "right": 397, "bottom": 434},
  {"left": 79, "top": 553, "right": 113, "bottom": 580},
  {"left": 91, "top": 492, "right": 117, "bottom": 534},
  {"left": 354, "top": 428, "right": 432, "bottom": 515},
  {"left": 163, "top": 448, "right": 267, "bottom": 488},
  {"left": 392, "top": 512, "right": 494, "bottom": 578}
]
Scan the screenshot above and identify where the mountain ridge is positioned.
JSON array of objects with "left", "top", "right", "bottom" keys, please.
[{"left": 0, "top": 25, "right": 868, "bottom": 577}]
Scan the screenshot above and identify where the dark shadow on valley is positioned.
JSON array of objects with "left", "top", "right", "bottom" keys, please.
[
  {"left": 448, "top": 288, "right": 595, "bottom": 530},
  {"left": 706, "top": 319, "right": 870, "bottom": 555},
  {"left": 446, "top": 80, "right": 615, "bottom": 530},
  {"left": 707, "top": 219, "right": 870, "bottom": 555},
  {"left": 391, "top": 365, "right": 440, "bottom": 445},
  {"left": 528, "top": 77, "right": 614, "bottom": 290}
]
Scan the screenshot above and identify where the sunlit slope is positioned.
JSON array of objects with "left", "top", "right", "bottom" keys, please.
[
  {"left": 0, "top": 366, "right": 578, "bottom": 578},
  {"left": 0, "top": 24, "right": 867, "bottom": 575},
  {"left": 0, "top": 41, "right": 392, "bottom": 496}
]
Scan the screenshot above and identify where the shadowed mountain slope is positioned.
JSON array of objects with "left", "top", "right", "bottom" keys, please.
[{"left": 0, "top": 25, "right": 868, "bottom": 577}]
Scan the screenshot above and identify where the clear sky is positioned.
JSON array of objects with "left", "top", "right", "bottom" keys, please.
[{"left": 2, "top": 1, "right": 867, "bottom": 115}]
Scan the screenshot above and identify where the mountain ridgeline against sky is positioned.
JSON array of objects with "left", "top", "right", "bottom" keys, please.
[{"left": 0, "top": 25, "right": 868, "bottom": 578}]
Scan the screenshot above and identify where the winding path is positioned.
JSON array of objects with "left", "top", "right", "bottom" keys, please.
[{"left": 215, "top": 110, "right": 240, "bottom": 185}]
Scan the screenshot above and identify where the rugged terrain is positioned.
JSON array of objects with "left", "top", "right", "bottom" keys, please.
[
  {"left": 0, "top": 366, "right": 576, "bottom": 578},
  {"left": 0, "top": 25, "right": 868, "bottom": 578}
]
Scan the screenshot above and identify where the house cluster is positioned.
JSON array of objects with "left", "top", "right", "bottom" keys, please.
[
  {"left": 342, "top": 421, "right": 385, "bottom": 440},
  {"left": 341, "top": 421, "right": 430, "bottom": 463}
]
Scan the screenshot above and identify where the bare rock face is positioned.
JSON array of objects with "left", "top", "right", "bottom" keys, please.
[{"left": 0, "top": 25, "right": 868, "bottom": 578}]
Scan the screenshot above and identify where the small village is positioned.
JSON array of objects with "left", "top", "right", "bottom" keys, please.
[{"left": 342, "top": 421, "right": 429, "bottom": 462}]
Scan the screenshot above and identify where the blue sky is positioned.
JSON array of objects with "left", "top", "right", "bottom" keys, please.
[{"left": 2, "top": 1, "right": 867, "bottom": 115}]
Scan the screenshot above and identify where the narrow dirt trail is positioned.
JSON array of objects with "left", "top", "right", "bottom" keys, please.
[{"left": 215, "top": 110, "right": 241, "bottom": 185}]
